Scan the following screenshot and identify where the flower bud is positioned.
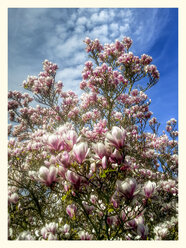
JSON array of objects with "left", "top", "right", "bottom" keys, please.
[
  {"left": 143, "top": 181, "right": 156, "bottom": 198},
  {"left": 63, "top": 224, "right": 70, "bottom": 233},
  {"left": 102, "top": 156, "right": 107, "bottom": 169},
  {"left": 66, "top": 204, "right": 77, "bottom": 218}
]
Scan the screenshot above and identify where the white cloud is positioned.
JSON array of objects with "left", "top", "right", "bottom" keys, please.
[
  {"left": 77, "top": 16, "right": 87, "bottom": 25},
  {"left": 54, "top": 35, "right": 84, "bottom": 58},
  {"left": 56, "top": 65, "right": 84, "bottom": 96},
  {"left": 110, "top": 23, "right": 119, "bottom": 32},
  {"left": 90, "top": 10, "right": 110, "bottom": 24},
  {"left": 55, "top": 25, "right": 70, "bottom": 40},
  {"left": 109, "top": 23, "right": 119, "bottom": 38},
  {"left": 9, "top": 8, "right": 172, "bottom": 95},
  {"left": 74, "top": 25, "right": 86, "bottom": 34},
  {"left": 119, "top": 23, "right": 130, "bottom": 34},
  {"left": 90, "top": 24, "right": 108, "bottom": 38},
  {"left": 56, "top": 65, "right": 83, "bottom": 82}
]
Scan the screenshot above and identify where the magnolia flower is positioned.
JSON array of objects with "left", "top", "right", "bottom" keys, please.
[
  {"left": 58, "top": 166, "right": 67, "bottom": 179},
  {"left": 65, "top": 170, "right": 80, "bottom": 185},
  {"left": 111, "top": 197, "right": 119, "bottom": 208},
  {"left": 8, "top": 193, "right": 19, "bottom": 204},
  {"left": 38, "top": 166, "right": 58, "bottom": 186},
  {"left": 106, "top": 126, "right": 126, "bottom": 149},
  {"left": 135, "top": 216, "right": 144, "bottom": 225},
  {"left": 57, "top": 151, "right": 70, "bottom": 167},
  {"left": 17, "top": 231, "right": 35, "bottom": 240},
  {"left": 127, "top": 219, "right": 137, "bottom": 229},
  {"left": 63, "top": 181, "right": 70, "bottom": 192},
  {"left": 62, "top": 224, "right": 70, "bottom": 234},
  {"left": 63, "top": 130, "right": 78, "bottom": 151},
  {"left": 120, "top": 210, "right": 126, "bottom": 221},
  {"left": 137, "top": 224, "right": 148, "bottom": 239},
  {"left": 48, "top": 233, "right": 57, "bottom": 240},
  {"left": 45, "top": 222, "right": 58, "bottom": 234},
  {"left": 92, "top": 142, "right": 107, "bottom": 159},
  {"left": 66, "top": 204, "right": 77, "bottom": 218},
  {"left": 109, "top": 149, "right": 123, "bottom": 164},
  {"left": 116, "top": 178, "right": 140, "bottom": 200},
  {"left": 90, "top": 194, "right": 98, "bottom": 204},
  {"left": 143, "top": 181, "right": 156, "bottom": 198},
  {"left": 102, "top": 156, "right": 107, "bottom": 169},
  {"left": 73, "top": 142, "right": 89, "bottom": 163},
  {"left": 45, "top": 134, "right": 64, "bottom": 152},
  {"left": 107, "top": 216, "right": 120, "bottom": 226},
  {"left": 78, "top": 230, "right": 93, "bottom": 240},
  {"left": 82, "top": 201, "right": 95, "bottom": 214},
  {"left": 41, "top": 227, "right": 48, "bottom": 239},
  {"left": 40, "top": 223, "right": 58, "bottom": 240}
]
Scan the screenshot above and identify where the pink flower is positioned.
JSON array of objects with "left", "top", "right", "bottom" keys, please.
[
  {"left": 107, "top": 216, "right": 120, "bottom": 226},
  {"left": 8, "top": 193, "right": 19, "bottom": 204},
  {"left": 58, "top": 166, "right": 67, "bottom": 179},
  {"left": 66, "top": 204, "right": 77, "bottom": 218},
  {"left": 63, "top": 181, "right": 70, "bottom": 192},
  {"left": 65, "top": 170, "right": 80, "bottom": 185},
  {"left": 45, "top": 222, "right": 58, "bottom": 234},
  {"left": 116, "top": 178, "right": 140, "bottom": 200},
  {"left": 82, "top": 201, "right": 95, "bottom": 214},
  {"left": 73, "top": 142, "right": 89, "bottom": 163},
  {"left": 63, "top": 130, "right": 78, "bottom": 151},
  {"left": 102, "top": 156, "right": 107, "bottom": 169},
  {"left": 111, "top": 197, "right": 119, "bottom": 208},
  {"left": 123, "top": 36, "right": 133, "bottom": 49},
  {"left": 109, "top": 149, "right": 123, "bottom": 164},
  {"left": 61, "top": 224, "right": 70, "bottom": 234},
  {"left": 92, "top": 142, "right": 107, "bottom": 159},
  {"left": 106, "top": 126, "right": 126, "bottom": 149},
  {"left": 38, "top": 166, "right": 58, "bottom": 186},
  {"left": 137, "top": 224, "right": 148, "bottom": 239},
  {"left": 46, "top": 134, "right": 64, "bottom": 152},
  {"left": 47, "top": 233, "right": 57, "bottom": 240},
  {"left": 120, "top": 210, "right": 126, "bottom": 221},
  {"left": 143, "top": 181, "right": 156, "bottom": 198},
  {"left": 41, "top": 227, "right": 48, "bottom": 239},
  {"left": 90, "top": 194, "right": 98, "bottom": 204},
  {"left": 78, "top": 231, "right": 93, "bottom": 240},
  {"left": 127, "top": 219, "right": 137, "bottom": 229},
  {"left": 57, "top": 151, "right": 70, "bottom": 167}
]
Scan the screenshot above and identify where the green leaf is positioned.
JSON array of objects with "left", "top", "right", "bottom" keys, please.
[
  {"left": 61, "top": 194, "right": 67, "bottom": 201},
  {"left": 108, "top": 208, "right": 114, "bottom": 213},
  {"left": 100, "top": 172, "right": 106, "bottom": 178},
  {"left": 61, "top": 190, "right": 71, "bottom": 201},
  {"left": 89, "top": 173, "right": 96, "bottom": 180}
]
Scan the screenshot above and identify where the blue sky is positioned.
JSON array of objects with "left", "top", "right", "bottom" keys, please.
[{"left": 8, "top": 8, "right": 178, "bottom": 133}]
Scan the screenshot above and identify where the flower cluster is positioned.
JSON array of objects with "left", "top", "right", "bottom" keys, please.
[{"left": 8, "top": 36, "right": 178, "bottom": 241}]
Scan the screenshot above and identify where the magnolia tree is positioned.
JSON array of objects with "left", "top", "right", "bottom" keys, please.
[{"left": 8, "top": 37, "right": 178, "bottom": 240}]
